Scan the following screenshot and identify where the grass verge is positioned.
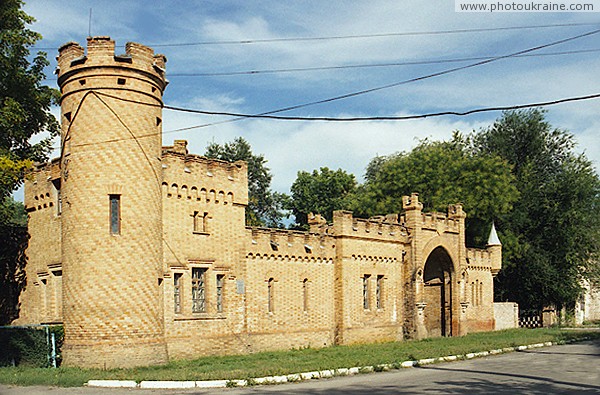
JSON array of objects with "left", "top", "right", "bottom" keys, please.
[{"left": 1, "top": 327, "right": 598, "bottom": 387}]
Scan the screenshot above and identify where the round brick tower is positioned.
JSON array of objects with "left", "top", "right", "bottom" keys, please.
[{"left": 57, "top": 36, "right": 168, "bottom": 368}]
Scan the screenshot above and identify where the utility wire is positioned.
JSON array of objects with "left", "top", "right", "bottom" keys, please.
[
  {"left": 164, "top": 93, "right": 600, "bottom": 121},
  {"left": 169, "top": 48, "right": 600, "bottom": 77},
  {"left": 44, "top": 90, "right": 600, "bottom": 155},
  {"left": 32, "top": 22, "right": 599, "bottom": 50},
  {"left": 158, "top": 27, "right": 600, "bottom": 133},
  {"left": 44, "top": 29, "right": 600, "bottom": 149},
  {"left": 42, "top": 48, "right": 600, "bottom": 82},
  {"left": 245, "top": 28, "right": 600, "bottom": 117}
]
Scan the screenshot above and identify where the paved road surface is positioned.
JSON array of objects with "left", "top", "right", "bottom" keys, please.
[{"left": 1, "top": 339, "right": 599, "bottom": 394}]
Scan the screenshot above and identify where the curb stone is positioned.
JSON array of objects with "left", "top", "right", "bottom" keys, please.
[{"left": 87, "top": 338, "right": 596, "bottom": 389}]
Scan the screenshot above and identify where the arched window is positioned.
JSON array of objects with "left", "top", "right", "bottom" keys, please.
[
  {"left": 268, "top": 278, "right": 275, "bottom": 313},
  {"left": 302, "top": 278, "right": 309, "bottom": 312}
]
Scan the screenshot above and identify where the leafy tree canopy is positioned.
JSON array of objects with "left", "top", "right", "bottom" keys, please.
[
  {"left": 204, "top": 137, "right": 287, "bottom": 227},
  {"left": 1, "top": 0, "right": 57, "bottom": 324},
  {"left": 1, "top": 0, "right": 59, "bottom": 201},
  {"left": 472, "top": 109, "right": 600, "bottom": 310},
  {"left": 355, "top": 134, "right": 519, "bottom": 247},
  {"left": 288, "top": 167, "right": 357, "bottom": 228}
]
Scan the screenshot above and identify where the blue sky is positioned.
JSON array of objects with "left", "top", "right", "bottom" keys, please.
[{"left": 20, "top": 0, "right": 600, "bottom": 196}]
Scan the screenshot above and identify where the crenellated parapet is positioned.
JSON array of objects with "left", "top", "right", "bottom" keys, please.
[
  {"left": 24, "top": 159, "right": 61, "bottom": 213},
  {"left": 162, "top": 140, "right": 248, "bottom": 206},
  {"left": 420, "top": 211, "right": 461, "bottom": 234},
  {"left": 57, "top": 36, "right": 167, "bottom": 104},
  {"left": 247, "top": 227, "right": 335, "bottom": 261},
  {"left": 330, "top": 210, "right": 410, "bottom": 242},
  {"left": 466, "top": 246, "right": 501, "bottom": 276}
]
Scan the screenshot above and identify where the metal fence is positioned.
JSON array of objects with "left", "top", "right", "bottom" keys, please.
[
  {"left": 519, "top": 311, "right": 543, "bottom": 328},
  {"left": 0, "top": 325, "right": 60, "bottom": 368}
]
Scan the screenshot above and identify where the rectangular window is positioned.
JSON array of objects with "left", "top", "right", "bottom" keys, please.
[
  {"left": 216, "top": 274, "right": 224, "bottom": 313},
  {"left": 109, "top": 195, "right": 121, "bottom": 235},
  {"left": 193, "top": 211, "right": 208, "bottom": 233},
  {"left": 173, "top": 273, "right": 182, "bottom": 314},
  {"left": 376, "top": 275, "right": 384, "bottom": 309},
  {"left": 57, "top": 189, "right": 62, "bottom": 216},
  {"left": 363, "top": 274, "right": 371, "bottom": 310},
  {"left": 52, "top": 179, "right": 61, "bottom": 216},
  {"left": 192, "top": 268, "right": 206, "bottom": 313}
]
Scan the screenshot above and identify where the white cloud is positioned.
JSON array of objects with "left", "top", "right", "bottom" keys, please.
[{"left": 17, "top": 0, "right": 599, "bottom": 202}]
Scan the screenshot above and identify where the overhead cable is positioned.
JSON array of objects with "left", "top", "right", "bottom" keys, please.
[
  {"left": 163, "top": 93, "right": 600, "bottom": 121},
  {"left": 169, "top": 48, "right": 600, "bottom": 77},
  {"left": 32, "top": 21, "right": 599, "bottom": 50}
]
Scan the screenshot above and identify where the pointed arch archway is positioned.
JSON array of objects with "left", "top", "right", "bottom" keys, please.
[{"left": 422, "top": 246, "right": 454, "bottom": 337}]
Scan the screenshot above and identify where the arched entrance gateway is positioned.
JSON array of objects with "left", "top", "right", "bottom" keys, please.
[{"left": 422, "top": 247, "right": 454, "bottom": 337}]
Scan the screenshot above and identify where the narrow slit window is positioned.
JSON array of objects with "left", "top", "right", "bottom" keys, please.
[
  {"left": 192, "top": 268, "right": 206, "bottom": 313},
  {"left": 303, "top": 278, "right": 309, "bottom": 312},
  {"left": 376, "top": 275, "right": 384, "bottom": 309},
  {"left": 363, "top": 274, "right": 371, "bottom": 310},
  {"left": 216, "top": 274, "right": 225, "bottom": 313},
  {"left": 109, "top": 195, "right": 121, "bottom": 235},
  {"left": 173, "top": 273, "right": 182, "bottom": 314},
  {"left": 268, "top": 278, "right": 275, "bottom": 313}
]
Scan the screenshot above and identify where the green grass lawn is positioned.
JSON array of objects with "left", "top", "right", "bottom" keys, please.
[{"left": 1, "top": 327, "right": 598, "bottom": 387}]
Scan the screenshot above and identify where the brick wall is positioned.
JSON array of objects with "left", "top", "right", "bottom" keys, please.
[{"left": 16, "top": 37, "right": 503, "bottom": 368}]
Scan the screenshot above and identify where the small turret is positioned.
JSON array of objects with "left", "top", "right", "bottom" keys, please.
[{"left": 487, "top": 222, "right": 502, "bottom": 276}]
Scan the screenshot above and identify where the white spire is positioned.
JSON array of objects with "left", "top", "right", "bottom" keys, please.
[{"left": 487, "top": 222, "right": 501, "bottom": 246}]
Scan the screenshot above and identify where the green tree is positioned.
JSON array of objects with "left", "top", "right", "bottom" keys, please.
[
  {"left": 0, "top": 197, "right": 27, "bottom": 325},
  {"left": 204, "top": 137, "right": 287, "bottom": 227},
  {"left": 356, "top": 134, "right": 518, "bottom": 246},
  {"left": 288, "top": 167, "right": 357, "bottom": 228},
  {"left": 1, "top": 0, "right": 58, "bottom": 324},
  {"left": 1, "top": 0, "right": 59, "bottom": 201},
  {"left": 472, "top": 109, "right": 600, "bottom": 311}
]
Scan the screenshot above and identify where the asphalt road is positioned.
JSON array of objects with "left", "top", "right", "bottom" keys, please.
[{"left": 1, "top": 339, "right": 599, "bottom": 395}]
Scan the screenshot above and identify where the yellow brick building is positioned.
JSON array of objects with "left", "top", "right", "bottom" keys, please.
[{"left": 15, "top": 37, "right": 502, "bottom": 368}]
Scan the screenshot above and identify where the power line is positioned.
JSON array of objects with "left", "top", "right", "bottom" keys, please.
[
  {"left": 45, "top": 90, "right": 600, "bottom": 155},
  {"left": 41, "top": 48, "right": 600, "bottom": 82},
  {"left": 42, "top": 28, "right": 600, "bottom": 148},
  {"left": 197, "top": 27, "right": 600, "bottom": 121},
  {"left": 148, "top": 22, "right": 600, "bottom": 47},
  {"left": 169, "top": 48, "right": 600, "bottom": 77},
  {"left": 32, "top": 22, "right": 599, "bottom": 51},
  {"left": 164, "top": 93, "right": 600, "bottom": 121}
]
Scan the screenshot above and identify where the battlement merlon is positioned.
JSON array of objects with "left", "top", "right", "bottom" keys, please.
[
  {"left": 24, "top": 159, "right": 61, "bottom": 212},
  {"left": 330, "top": 210, "right": 410, "bottom": 242},
  {"left": 56, "top": 36, "right": 168, "bottom": 92},
  {"left": 247, "top": 227, "right": 335, "bottom": 259},
  {"left": 161, "top": 142, "right": 249, "bottom": 206}
]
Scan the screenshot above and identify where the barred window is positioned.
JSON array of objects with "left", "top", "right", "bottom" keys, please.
[
  {"left": 216, "top": 274, "right": 225, "bottom": 313},
  {"left": 192, "top": 268, "right": 207, "bottom": 313},
  {"left": 173, "top": 273, "right": 182, "bottom": 314},
  {"left": 363, "top": 274, "right": 371, "bottom": 310}
]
